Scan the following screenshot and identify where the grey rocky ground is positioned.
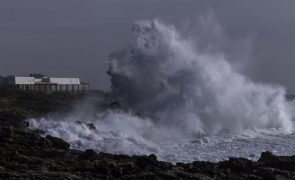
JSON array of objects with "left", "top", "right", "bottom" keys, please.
[{"left": 1, "top": 88, "right": 295, "bottom": 179}]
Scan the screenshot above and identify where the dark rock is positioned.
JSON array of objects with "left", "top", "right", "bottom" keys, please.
[
  {"left": 259, "top": 151, "right": 276, "bottom": 163},
  {"left": 75, "top": 121, "right": 96, "bottom": 130},
  {"left": 255, "top": 167, "right": 275, "bottom": 179},
  {"left": 219, "top": 157, "right": 253, "bottom": 172},
  {"left": 1, "top": 127, "right": 295, "bottom": 179},
  {"left": 86, "top": 123, "right": 96, "bottom": 130},
  {"left": 120, "top": 162, "right": 135, "bottom": 174},
  {"left": 0, "top": 126, "right": 14, "bottom": 138},
  {"left": 84, "top": 149, "right": 97, "bottom": 160},
  {"left": 158, "top": 161, "right": 173, "bottom": 170},
  {"left": 134, "top": 154, "right": 159, "bottom": 169},
  {"left": 258, "top": 152, "right": 295, "bottom": 172},
  {"left": 38, "top": 136, "right": 52, "bottom": 148},
  {"left": 191, "top": 161, "right": 218, "bottom": 175},
  {"left": 46, "top": 135, "right": 70, "bottom": 150},
  {"left": 94, "top": 161, "right": 113, "bottom": 175},
  {"left": 32, "top": 129, "right": 45, "bottom": 135},
  {"left": 155, "top": 171, "right": 177, "bottom": 179},
  {"left": 109, "top": 101, "right": 121, "bottom": 109}
]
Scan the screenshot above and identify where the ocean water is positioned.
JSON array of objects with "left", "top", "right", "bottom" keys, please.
[
  {"left": 28, "top": 14, "right": 295, "bottom": 163},
  {"left": 28, "top": 113, "right": 295, "bottom": 163}
]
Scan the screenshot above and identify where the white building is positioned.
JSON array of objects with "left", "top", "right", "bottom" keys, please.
[{"left": 1, "top": 74, "right": 89, "bottom": 93}]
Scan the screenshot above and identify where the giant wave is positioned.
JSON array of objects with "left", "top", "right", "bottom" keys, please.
[{"left": 29, "top": 13, "right": 295, "bottom": 162}]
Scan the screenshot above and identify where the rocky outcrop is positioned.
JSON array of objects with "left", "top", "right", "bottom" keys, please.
[
  {"left": 0, "top": 125, "right": 295, "bottom": 179},
  {"left": 45, "top": 135, "right": 70, "bottom": 150}
]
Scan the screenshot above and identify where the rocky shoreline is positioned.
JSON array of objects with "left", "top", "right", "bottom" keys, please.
[
  {"left": 1, "top": 125, "right": 295, "bottom": 179},
  {"left": 1, "top": 89, "right": 295, "bottom": 179}
]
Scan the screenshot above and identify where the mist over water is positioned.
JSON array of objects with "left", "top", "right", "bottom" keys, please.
[{"left": 29, "top": 13, "right": 295, "bottom": 162}]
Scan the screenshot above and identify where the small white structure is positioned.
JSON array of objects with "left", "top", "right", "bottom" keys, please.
[{"left": 1, "top": 74, "right": 89, "bottom": 93}]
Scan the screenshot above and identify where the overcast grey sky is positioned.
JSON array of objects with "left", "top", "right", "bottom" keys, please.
[{"left": 1, "top": 0, "right": 295, "bottom": 91}]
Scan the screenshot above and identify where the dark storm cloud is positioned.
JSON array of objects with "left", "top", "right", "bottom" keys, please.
[{"left": 0, "top": 0, "right": 295, "bottom": 91}]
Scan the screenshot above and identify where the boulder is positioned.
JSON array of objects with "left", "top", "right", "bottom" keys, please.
[
  {"left": 46, "top": 135, "right": 70, "bottom": 150},
  {"left": 259, "top": 151, "right": 276, "bottom": 163},
  {"left": 134, "top": 154, "right": 159, "bottom": 169},
  {"left": 84, "top": 149, "right": 97, "bottom": 160}
]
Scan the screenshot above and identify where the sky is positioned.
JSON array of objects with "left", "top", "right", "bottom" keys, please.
[{"left": 0, "top": 0, "right": 295, "bottom": 92}]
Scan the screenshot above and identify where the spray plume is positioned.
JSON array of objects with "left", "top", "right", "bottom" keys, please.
[
  {"left": 108, "top": 16, "right": 293, "bottom": 137},
  {"left": 29, "top": 13, "right": 295, "bottom": 162}
]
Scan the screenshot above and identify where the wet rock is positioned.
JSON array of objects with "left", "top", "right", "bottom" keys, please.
[
  {"left": 120, "top": 162, "right": 135, "bottom": 174},
  {"left": 258, "top": 152, "right": 295, "bottom": 172},
  {"left": 219, "top": 157, "right": 253, "bottom": 172},
  {"left": 1, "top": 128, "right": 295, "bottom": 180},
  {"left": 134, "top": 154, "right": 159, "bottom": 169},
  {"left": 0, "top": 126, "right": 14, "bottom": 138},
  {"left": 94, "top": 160, "right": 114, "bottom": 175},
  {"left": 38, "top": 136, "right": 52, "bottom": 148},
  {"left": 155, "top": 171, "right": 177, "bottom": 179},
  {"left": 259, "top": 151, "right": 276, "bottom": 163},
  {"left": 32, "top": 129, "right": 45, "bottom": 135},
  {"left": 46, "top": 135, "right": 70, "bottom": 150},
  {"left": 75, "top": 121, "right": 96, "bottom": 130},
  {"left": 86, "top": 123, "right": 96, "bottom": 130},
  {"left": 158, "top": 161, "right": 173, "bottom": 170},
  {"left": 84, "top": 149, "right": 97, "bottom": 160}
]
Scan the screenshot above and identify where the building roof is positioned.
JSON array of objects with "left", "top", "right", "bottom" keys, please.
[
  {"left": 49, "top": 78, "right": 80, "bottom": 85},
  {"left": 15, "top": 77, "right": 35, "bottom": 85},
  {"left": 2, "top": 76, "right": 82, "bottom": 85}
]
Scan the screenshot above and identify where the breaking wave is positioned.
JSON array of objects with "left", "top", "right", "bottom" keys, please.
[
  {"left": 108, "top": 16, "right": 293, "bottom": 136},
  {"left": 29, "top": 13, "right": 295, "bottom": 162}
]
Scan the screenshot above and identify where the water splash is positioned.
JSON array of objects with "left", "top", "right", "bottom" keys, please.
[
  {"left": 28, "top": 13, "right": 295, "bottom": 163},
  {"left": 108, "top": 17, "right": 293, "bottom": 136}
]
